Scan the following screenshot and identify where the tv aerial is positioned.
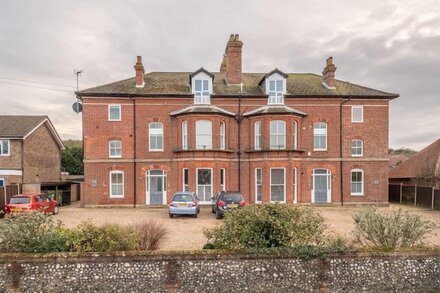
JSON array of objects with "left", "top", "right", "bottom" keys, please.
[{"left": 72, "top": 69, "right": 83, "bottom": 114}]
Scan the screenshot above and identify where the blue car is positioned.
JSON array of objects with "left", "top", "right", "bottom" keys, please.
[{"left": 169, "top": 192, "right": 200, "bottom": 218}]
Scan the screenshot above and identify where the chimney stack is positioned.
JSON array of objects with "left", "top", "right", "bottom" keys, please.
[
  {"left": 134, "top": 56, "right": 145, "bottom": 88},
  {"left": 322, "top": 57, "right": 336, "bottom": 89},
  {"left": 223, "top": 34, "right": 243, "bottom": 85}
]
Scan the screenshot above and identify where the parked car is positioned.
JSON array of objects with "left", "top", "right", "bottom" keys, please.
[
  {"left": 169, "top": 192, "right": 200, "bottom": 218},
  {"left": 4, "top": 193, "right": 59, "bottom": 215},
  {"left": 211, "top": 191, "right": 246, "bottom": 219}
]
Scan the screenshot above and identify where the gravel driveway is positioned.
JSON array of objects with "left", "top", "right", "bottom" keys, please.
[{"left": 54, "top": 203, "right": 440, "bottom": 251}]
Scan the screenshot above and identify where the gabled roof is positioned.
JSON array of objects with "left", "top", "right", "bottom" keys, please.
[
  {"left": 77, "top": 72, "right": 399, "bottom": 99},
  {"left": 258, "top": 68, "right": 289, "bottom": 85},
  {"left": 0, "top": 115, "right": 64, "bottom": 149},
  {"left": 389, "top": 139, "right": 440, "bottom": 179},
  {"left": 243, "top": 105, "right": 308, "bottom": 117},
  {"left": 170, "top": 105, "right": 236, "bottom": 117},
  {"left": 189, "top": 67, "right": 214, "bottom": 78}
]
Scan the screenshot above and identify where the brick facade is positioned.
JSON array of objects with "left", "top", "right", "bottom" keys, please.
[{"left": 80, "top": 35, "right": 397, "bottom": 207}]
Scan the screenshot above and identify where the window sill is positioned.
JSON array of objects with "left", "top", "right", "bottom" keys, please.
[
  {"left": 174, "top": 148, "right": 234, "bottom": 153},
  {"left": 351, "top": 155, "right": 364, "bottom": 157},
  {"left": 109, "top": 156, "right": 122, "bottom": 159},
  {"left": 108, "top": 120, "right": 121, "bottom": 122},
  {"left": 246, "top": 148, "right": 306, "bottom": 153},
  {"left": 109, "top": 196, "right": 124, "bottom": 199},
  {"left": 350, "top": 193, "right": 364, "bottom": 196}
]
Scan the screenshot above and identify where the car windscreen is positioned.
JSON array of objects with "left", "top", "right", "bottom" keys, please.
[
  {"left": 172, "top": 194, "right": 193, "bottom": 202},
  {"left": 9, "top": 197, "right": 30, "bottom": 204},
  {"left": 221, "top": 194, "right": 243, "bottom": 202}
]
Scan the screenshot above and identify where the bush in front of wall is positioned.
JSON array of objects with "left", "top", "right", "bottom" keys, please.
[
  {"left": 352, "top": 207, "right": 435, "bottom": 249},
  {"left": 204, "top": 203, "right": 328, "bottom": 250}
]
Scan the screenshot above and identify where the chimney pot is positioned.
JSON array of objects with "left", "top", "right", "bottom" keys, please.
[
  {"left": 134, "top": 55, "right": 145, "bottom": 88},
  {"left": 322, "top": 56, "right": 336, "bottom": 89}
]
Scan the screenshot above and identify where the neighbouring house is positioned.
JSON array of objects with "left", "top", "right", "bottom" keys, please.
[
  {"left": 77, "top": 34, "right": 398, "bottom": 207},
  {"left": 389, "top": 139, "right": 440, "bottom": 188},
  {"left": 0, "top": 115, "right": 65, "bottom": 187}
]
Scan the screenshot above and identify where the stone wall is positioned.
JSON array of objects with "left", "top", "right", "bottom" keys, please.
[{"left": 0, "top": 251, "right": 438, "bottom": 292}]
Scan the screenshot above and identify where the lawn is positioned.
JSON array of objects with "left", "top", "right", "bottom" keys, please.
[{"left": 55, "top": 203, "right": 440, "bottom": 251}]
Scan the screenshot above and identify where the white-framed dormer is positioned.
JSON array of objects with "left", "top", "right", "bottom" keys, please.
[
  {"left": 259, "top": 69, "right": 288, "bottom": 105},
  {"left": 190, "top": 68, "right": 214, "bottom": 105}
]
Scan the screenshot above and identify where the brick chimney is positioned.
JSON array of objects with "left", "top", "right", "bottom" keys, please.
[
  {"left": 134, "top": 56, "right": 145, "bottom": 88},
  {"left": 322, "top": 57, "right": 337, "bottom": 89},
  {"left": 223, "top": 34, "right": 243, "bottom": 85}
]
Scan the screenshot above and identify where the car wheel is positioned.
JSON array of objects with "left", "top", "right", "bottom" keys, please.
[
  {"left": 169, "top": 213, "right": 173, "bottom": 218},
  {"left": 193, "top": 212, "right": 198, "bottom": 218},
  {"left": 53, "top": 205, "right": 59, "bottom": 215},
  {"left": 215, "top": 209, "right": 222, "bottom": 219}
]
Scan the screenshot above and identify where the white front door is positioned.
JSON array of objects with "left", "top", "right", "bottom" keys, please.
[
  {"left": 197, "top": 168, "right": 212, "bottom": 203},
  {"left": 312, "top": 169, "right": 331, "bottom": 203},
  {"left": 146, "top": 170, "right": 167, "bottom": 205}
]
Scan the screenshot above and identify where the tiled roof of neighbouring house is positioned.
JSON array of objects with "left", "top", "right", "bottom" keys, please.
[
  {"left": 389, "top": 139, "right": 440, "bottom": 179},
  {"left": 77, "top": 72, "right": 399, "bottom": 98},
  {"left": 0, "top": 115, "right": 65, "bottom": 148},
  {"left": 0, "top": 115, "right": 47, "bottom": 138}
]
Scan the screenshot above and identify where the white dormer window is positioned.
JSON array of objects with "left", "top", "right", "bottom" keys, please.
[
  {"left": 268, "top": 80, "right": 284, "bottom": 104},
  {"left": 194, "top": 79, "right": 210, "bottom": 104}
]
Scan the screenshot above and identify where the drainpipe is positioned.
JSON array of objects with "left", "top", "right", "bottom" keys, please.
[
  {"left": 132, "top": 96, "right": 137, "bottom": 208},
  {"left": 237, "top": 95, "right": 242, "bottom": 192},
  {"left": 339, "top": 96, "right": 351, "bottom": 206}
]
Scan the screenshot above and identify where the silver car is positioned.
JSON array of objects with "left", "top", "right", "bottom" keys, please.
[{"left": 168, "top": 192, "right": 200, "bottom": 218}]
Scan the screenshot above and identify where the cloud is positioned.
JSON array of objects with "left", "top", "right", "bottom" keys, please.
[{"left": 0, "top": 0, "right": 439, "bottom": 150}]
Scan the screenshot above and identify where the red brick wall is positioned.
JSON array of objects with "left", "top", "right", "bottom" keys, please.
[{"left": 82, "top": 95, "right": 390, "bottom": 206}]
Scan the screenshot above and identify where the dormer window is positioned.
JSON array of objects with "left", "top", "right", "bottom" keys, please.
[
  {"left": 194, "top": 79, "right": 210, "bottom": 104},
  {"left": 259, "top": 69, "right": 288, "bottom": 105},
  {"left": 268, "top": 80, "right": 284, "bottom": 104},
  {"left": 190, "top": 68, "right": 214, "bottom": 105}
]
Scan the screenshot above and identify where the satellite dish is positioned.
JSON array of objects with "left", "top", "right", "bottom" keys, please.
[{"left": 72, "top": 102, "right": 83, "bottom": 113}]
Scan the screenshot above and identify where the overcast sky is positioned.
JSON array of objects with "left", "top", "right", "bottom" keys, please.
[{"left": 0, "top": 0, "right": 439, "bottom": 150}]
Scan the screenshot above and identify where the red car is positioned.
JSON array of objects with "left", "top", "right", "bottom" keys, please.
[{"left": 4, "top": 193, "right": 59, "bottom": 215}]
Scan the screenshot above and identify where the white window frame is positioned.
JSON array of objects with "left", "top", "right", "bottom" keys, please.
[
  {"left": 108, "top": 104, "right": 121, "bottom": 121},
  {"left": 220, "top": 122, "right": 226, "bottom": 150},
  {"left": 351, "top": 106, "right": 364, "bottom": 123},
  {"left": 109, "top": 170, "right": 124, "bottom": 198},
  {"left": 194, "top": 79, "right": 211, "bottom": 104},
  {"left": 182, "top": 121, "right": 188, "bottom": 150},
  {"left": 255, "top": 168, "right": 262, "bottom": 204},
  {"left": 220, "top": 168, "right": 226, "bottom": 191},
  {"left": 0, "top": 139, "right": 10, "bottom": 156},
  {"left": 196, "top": 168, "right": 213, "bottom": 203},
  {"left": 108, "top": 140, "right": 122, "bottom": 158},
  {"left": 351, "top": 139, "right": 363, "bottom": 157},
  {"left": 351, "top": 169, "right": 364, "bottom": 196},
  {"left": 270, "top": 168, "right": 286, "bottom": 203},
  {"left": 196, "top": 120, "right": 212, "bottom": 150},
  {"left": 313, "top": 122, "right": 327, "bottom": 151},
  {"left": 182, "top": 168, "right": 189, "bottom": 192},
  {"left": 268, "top": 80, "right": 285, "bottom": 105},
  {"left": 0, "top": 178, "right": 4, "bottom": 187},
  {"left": 293, "top": 167, "right": 297, "bottom": 204},
  {"left": 293, "top": 121, "right": 298, "bottom": 149},
  {"left": 254, "top": 121, "right": 261, "bottom": 150},
  {"left": 149, "top": 122, "right": 164, "bottom": 151},
  {"left": 270, "top": 120, "right": 286, "bottom": 150}
]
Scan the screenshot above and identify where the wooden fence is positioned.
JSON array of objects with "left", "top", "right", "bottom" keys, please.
[
  {"left": 0, "top": 184, "right": 20, "bottom": 213},
  {"left": 389, "top": 183, "right": 440, "bottom": 210}
]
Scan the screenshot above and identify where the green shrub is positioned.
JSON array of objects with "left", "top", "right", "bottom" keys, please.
[
  {"left": 0, "top": 211, "right": 67, "bottom": 253},
  {"left": 352, "top": 207, "right": 435, "bottom": 249},
  {"left": 132, "top": 220, "right": 167, "bottom": 251},
  {"left": 62, "top": 221, "right": 139, "bottom": 252},
  {"left": 204, "top": 204, "right": 328, "bottom": 249}
]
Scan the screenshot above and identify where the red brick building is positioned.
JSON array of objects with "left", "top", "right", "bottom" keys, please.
[{"left": 78, "top": 34, "right": 398, "bottom": 207}]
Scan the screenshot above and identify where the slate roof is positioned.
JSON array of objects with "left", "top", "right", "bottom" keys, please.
[
  {"left": 170, "top": 105, "right": 236, "bottom": 117},
  {"left": 78, "top": 72, "right": 399, "bottom": 98},
  {"left": 0, "top": 115, "right": 47, "bottom": 138},
  {"left": 243, "top": 105, "right": 307, "bottom": 117},
  {"left": 389, "top": 139, "right": 440, "bottom": 179}
]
